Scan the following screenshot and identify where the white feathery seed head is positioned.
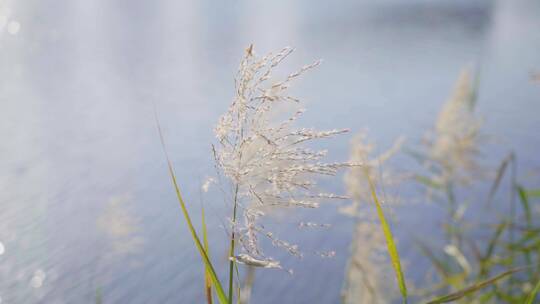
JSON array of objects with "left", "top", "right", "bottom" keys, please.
[{"left": 213, "top": 45, "right": 355, "bottom": 265}]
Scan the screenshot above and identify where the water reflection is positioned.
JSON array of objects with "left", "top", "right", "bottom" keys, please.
[
  {"left": 29, "top": 269, "right": 46, "bottom": 289},
  {"left": 97, "top": 194, "right": 144, "bottom": 258}
]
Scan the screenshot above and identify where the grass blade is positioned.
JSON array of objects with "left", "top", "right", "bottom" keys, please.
[
  {"left": 468, "top": 65, "right": 481, "bottom": 110},
  {"left": 517, "top": 185, "right": 532, "bottom": 227},
  {"left": 486, "top": 154, "right": 512, "bottom": 206},
  {"left": 416, "top": 240, "right": 450, "bottom": 278},
  {"left": 525, "top": 188, "right": 540, "bottom": 198},
  {"left": 525, "top": 278, "right": 540, "bottom": 304},
  {"left": 154, "top": 109, "right": 229, "bottom": 304},
  {"left": 426, "top": 267, "right": 527, "bottom": 304},
  {"left": 403, "top": 148, "right": 430, "bottom": 165},
  {"left": 414, "top": 174, "right": 444, "bottom": 190},
  {"left": 202, "top": 205, "right": 213, "bottom": 304},
  {"left": 95, "top": 287, "right": 102, "bottom": 304},
  {"left": 365, "top": 170, "right": 408, "bottom": 303},
  {"left": 484, "top": 221, "right": 508, "bottom": 260}
]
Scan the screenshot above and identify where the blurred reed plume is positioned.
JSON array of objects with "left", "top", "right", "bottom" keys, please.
[
  {"left": 410, "top": 67, "right": 483, "bottom": 248},
  {"left": 427, "top": 67, "right": 482, "bottom": 186},
  {"left": 342, "top": 220, "right": 393, "bottom": 304},
  {"left": 409, "top": 68, "right": 540, "bottom": 303},
  {"left": 341, "top": 133, "right": 406, "bottom": 304},
  {"left": 341, "top": 132, "right": 404, "bottom": 217}
]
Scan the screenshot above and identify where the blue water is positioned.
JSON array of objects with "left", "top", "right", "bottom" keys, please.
[{"left": 0, "top": 0, "right": 539, "bottom": 303}]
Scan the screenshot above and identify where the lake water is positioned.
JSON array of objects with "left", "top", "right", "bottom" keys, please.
[{"left": 0, "top": 0, "right": 539, "bottom": 303}]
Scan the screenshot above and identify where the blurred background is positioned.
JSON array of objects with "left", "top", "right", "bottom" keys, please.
[{"left": 0, "top": 0, "right": 539, "bottom": 303}]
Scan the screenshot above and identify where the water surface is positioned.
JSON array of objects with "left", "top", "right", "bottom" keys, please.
[{"left": 0, "top": 0, "right": 539, "bottom": 303}]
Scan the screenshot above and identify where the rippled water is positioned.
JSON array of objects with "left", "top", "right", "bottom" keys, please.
[{"left": 0, "top": 0, "right": 539, "bottom": 303}]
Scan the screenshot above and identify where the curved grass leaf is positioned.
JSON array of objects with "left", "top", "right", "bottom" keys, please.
[
  {"left": 486, "top": 154, "right": 512, "bottom": 207},
  {"left": 426, "top": 267, "right": 527, "bottom": 304},
  {"left": 155, "top": 110, "right": 229, "bottom": 304},
  {"left": 416, "top": 240, "right": 450, "bottom": 278},
  {"left": 517, "top": 185, "right": 532, "bottom": 227},
  {"left": 525, "top": 188, "right": 540, "bottom": 199},
  {"left": 414, "top": 174, "right": 444, "bottom": 190},
  {"left": 365, "top": 170, "right": 408, "bottom": 303},
  {"left": 468, "top": 64, "right": 481, "bottom": 110},
  {"left": 484, "top": 221, "right": 508, "bottom": 260},
  {"left": 202, "top": 205, "right": 213, "bottom": 304},
  {"left": 525, "top": 278, "right": 540, "bottom": 304},
  {"left": 95, "top": 287, "right": 102, "bottom": 304}
]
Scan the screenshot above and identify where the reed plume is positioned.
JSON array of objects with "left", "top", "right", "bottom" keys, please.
[
  {"left": 213, "top": 45, "right": 354, "bottom": 268},
  {"left": 428, "top": 67, "right": 482, "bottom": 186},
  {"left": 341, "top": 133, "right": 404, "bottom": 304}
]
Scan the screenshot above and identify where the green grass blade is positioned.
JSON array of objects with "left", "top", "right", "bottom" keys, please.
[
  {"left": 234, "top": 262, "right": 241, "bottom": 304},
  {"left": 154, "top": 110, "right": 229, "bottom": 304},
  {"left": 202, "top": 205, "right": 213, "bottom": 304},
  {"left": 365, "top": 170, "right": 408, "bottom": 303},
  {"left": 486, "top": 154, "right": 511, "bottom": 206},
  {"left": 479, "top": 221, "right": 507, "bottom": 278},
  {"left": 416, "top": 240, "right": 450, "bottom": 278},
  {"left": 525, "top": 278, "right": 540, "bottom": 304},
  {"left": 403, "top": 148, "right": 430, "bottom": 164},
  {"left": 414, "top": 174, "right": 444, "bottom": 190},
  {"left": 95, "top": 287, "right": 102, "bottom": 304},
  {"left": 477, "top": 290, "right": 494, "bottom": 303},
  {"left": 426, "top": 267, "right": 527, "bottom": 304},
  {"left": 517, "top": 185, "right": 532, "bottom": 227},
  {"left": 483, "top": 221, "right": 508, "bottom": 262},
  {"left": 469, "top": 65, "right": 481, "bottom": 110},
  {"left": 525, "top": 188, "right": 540, "bottom": 198}
]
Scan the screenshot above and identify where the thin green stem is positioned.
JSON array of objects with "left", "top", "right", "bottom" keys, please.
[
  {"left": 228, "top": 184, "right": 240, "bottom": 304},
  {"left": 508, "top": 154, "right": 517, "bottom": 293}
]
